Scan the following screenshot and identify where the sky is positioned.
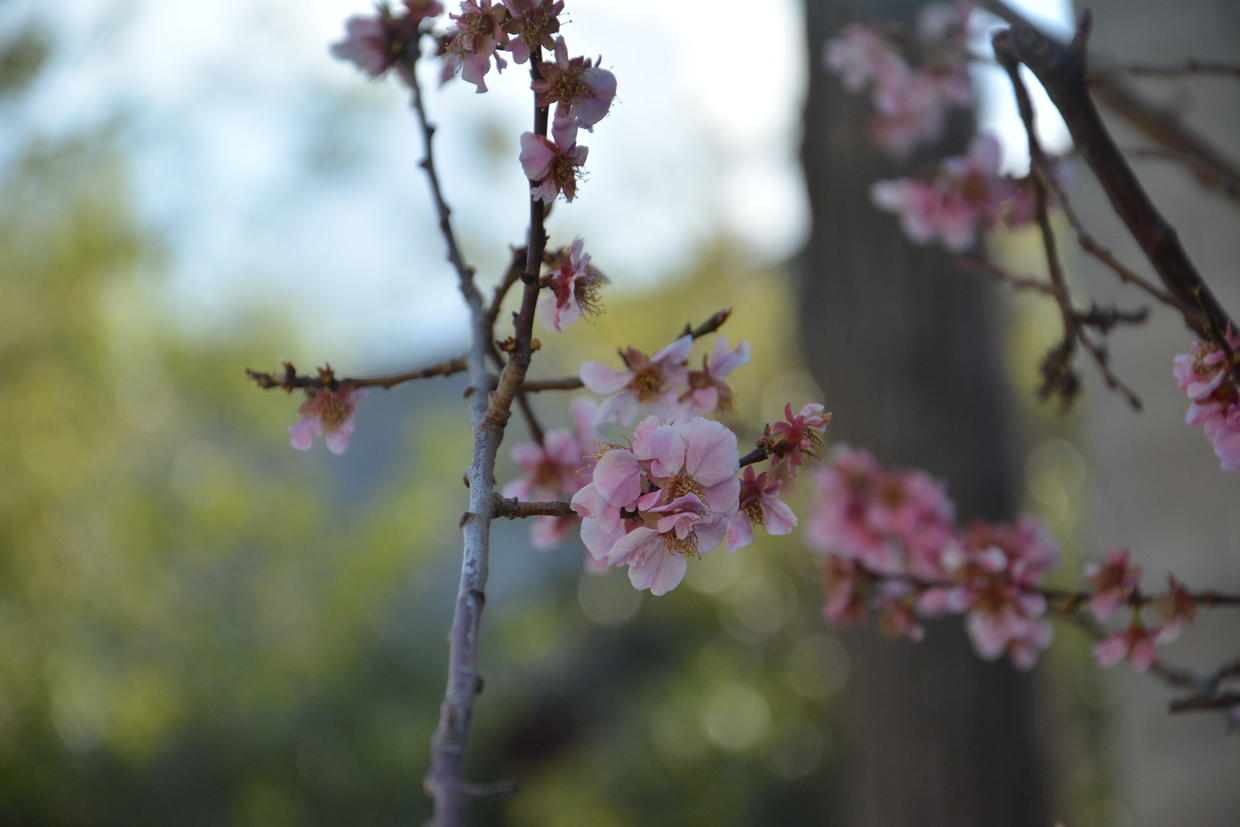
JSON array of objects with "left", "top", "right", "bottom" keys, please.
[{"left": 2, "top": 0, "right": 1071, "bottom": 364}]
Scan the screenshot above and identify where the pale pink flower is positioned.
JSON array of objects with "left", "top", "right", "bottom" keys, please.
[
  {"left": 332, "top": 4, "right": 440, "bottom": 78},
  {"left": 824, "top": 23, "right": 907, "bottom": 94},
  {"left": 1095, "top": 622, "right": 1160, "bottom": 673},
  {"left": 538, "top": 238, "right": 608, "bottom": 332},
  {"left": 805, "top": 445, "right": 899, "bottom": 572},
  {"left": 440, "top": 0, "right": 508, "bottom": 92},
  {"left": 869, "top": 71, "right": 952, "bottom": 160},
  {"left": 764, "top": 403, "right": 832, "bottom": 475},
  {"left": 519, "top": 116, "right": 588, "bottom": 202},
  {"left": 500, "top": 0, "right": 562, "bottom": 64},
  {"left": 1084, "top": 549, "right": 1142, "bottom": 622},
  {"left": 1174, "top": 331, "right": 1240, "bottom": 471},
  {"left": 572, "top": 417, "right": 740, "bottom": 595},
  {"left": 288, "top": 386, "right": 367, "bottom": 455},
  {"left": 726, "top": 466, "right": 797, "bottom": 551},
  {"left": 579, "top": 336, "right": 693, "bottom": 425},
  {"left": 533, "top": 36, "right": 617, "bottom": 130},
  {"left": 681, "top": 337, "right": 750, "bottom": 416}
]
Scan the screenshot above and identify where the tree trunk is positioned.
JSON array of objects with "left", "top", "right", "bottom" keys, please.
[{"left": 798, "top": 2, "right": 1052, "bottom": 824}]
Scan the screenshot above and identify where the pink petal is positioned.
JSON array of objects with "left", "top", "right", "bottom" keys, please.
[
  {"left": 680, "top": 418, "right": 739, "bottom": 487},
  {"left": 607, "top": 526, "right": 662, "bottom": 566},
  {"left": 519, "top": 133, "right": 554, "bottom": 180},
  {"left": 1093, "top": 634, "right": 1128, "bottom": 668},
  {"left": 629, "top": 553, "right": 688, "bottom": 596},
  {"left": 647, "top": 425, "right": 686, "bottom": 479},
  {"left": 289, "top": 417, "right": 319, "bottom": 451},
  {"left": 762, "top": 496, "right": 798, "bottom": 535},
  {"left": 592, "top": 449, "right": 641, "bottom": 507},
  {"left": 726, "top": 511, "right": 754, "bottom": 552},
  {"left": 579, "top": 361, "right": 631, "bottom": 394}
]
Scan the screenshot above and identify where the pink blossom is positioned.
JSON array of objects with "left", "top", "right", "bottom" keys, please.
[
  {"left": 1173, "top": 331, "right": 1240, "bottom": 471},
  {"left": 288, "top": 386, "right": 367, "bottom": 455},
  {"left": 764, "top": 403, "right": 832, "bottom": 475},
  {"left": 501, "top": 0, "right": 562, "bottom": 64},
  {"left": 579, "top": 336, "right": 693, "bottom": 425},
  {"left": 822, "top": 555, "right": 869, "bottom": 626},
  {"left": 681, "top": 337, "right": 750, "bottom": 416},
  {"left": 332, "top": 3, "right": 440, "bottom": 79},
  {"left": 726, "top": 466, "right": 798, "bottom": 551},
  {"left": 440, "top": 0, "right": 508, "bottom": 92},
  {"left": 1084, "top": 549, "right": 1142, "bottom": 622},
  {"left": 532, "top": 36, "right": 617, "bottom": 130},
  {"left": 519, "top": 116, "right": 588, "bottom": 202},
  {"left": 874, "top": 592, "right": 925, "bottom": 642},
  {"left": 571, "top": 417, "right": 740, "bottom": 595},
  {"left": 824, "top": 23, "right": 907, "bottom": 94},
  {"left": 538, "top": 238, "right": 608, "bottom": 332},
  {"left": 871, "top": 134, "right": 1048, "bottom": 250},
  {"left": 504, "top": 398, "right": 596, "bottom": 549},
  {"left": 1153, "top": 575, "right": 1197, "bottom": 644},
  {"left": 1094, "top": 622, "right": 1160, "bottom": 673}
]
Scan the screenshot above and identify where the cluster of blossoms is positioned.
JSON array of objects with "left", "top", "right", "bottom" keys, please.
[
  {"left": 869, "top": 133, "right": 1061, "bottom": 252},
  {"left": 1173, "top": 330, "right": 1240, "bottom": 471},
  {"left": 332, "top": 1, "right": 616, "bottom": 203},
  {"left": 1086, "top": 550, "right": 1197, "bottom": 672},
  {"left": 806, "top": 447, "right": 1203, "bottom": 672},
  {"left": 565, "top": 399, "right": 829, "bottom": 596},
  {"left": 824, "top": 0, "right": 974, "bottom": 158}
]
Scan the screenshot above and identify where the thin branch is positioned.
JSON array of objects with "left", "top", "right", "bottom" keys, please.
[
  {"left": 492, "top": 495, "right": 575, "bottom": 519},
  {"left": 984, "top": 1, "right": 1240, "bottom": 205},
  {"left": 739, "top": 445, "right": 768, "bottom": 468},
  {"left": 1097, "top": 60, "right": 1240, "bottom": 80},
  {"left": 992, "top": 13, "right": 1236, "bottom": 343},
  {"left": 484, "top": 247, "right": 527, "bottom": 330},
  {"left": 1130, "top": 146, "right": 1240, "bottom": 204},
  {"left": 425, "top": 52, "right": 552, "bottom": 826},
  {"left": 517, "top": 309, "right": 736, "bottom": 394},
  {"left": 246, "top": 357, "right": 467, "bottom": 392},
  {"left": 956, "top": 258, "right": 1057, "bottom": 296}
]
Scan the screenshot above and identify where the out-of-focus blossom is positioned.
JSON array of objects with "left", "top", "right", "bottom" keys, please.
[
  {"left": 764, "top": 403, "right": 832, "bottom": 475},
  {"left": 578, "top": 336, "right": 692, "bottom": 425},
  {"left": 538, "top": 238, "right": 608, "bottom": 332},
  {"left": 571, "top": 417, "right": 740, "bottom": 595},
  {"left": 681, "top": 337, "right": 750, "bottom": 416},
  {"left": 1153, "top": 575, "right": 1197, "bottom": 644},
  {"left": 501, "top": 0, "right": 562, "bottom": 63},
  {"left": 440, "top": 0, "right": 508, "bottom": 92},
  {"left": 1095, "top": 622, "right": 1160, "bottom": 673},
  {"left": 504, "top": 398, "right": 597, "bottom": 549},
  {"left": 519, "top": 116, "right": 588, "bottom": 202},
  {"left": 726, "top": 466, "right": 797, "bottom": 551},
  {"left": 1084, "top": 549, "right": 1142, "bottom": 622},
  {"left": 533, "top": 36, "right": 617, "bottom": 130},
  {"left": 822, "top": 555, "right": 869, "bottom": 625},
  {"left": 874, "top": 590, "right": 925, "bottom": 642},
  {"left": 289, "top": 386, "right": 367, "bottom": 455},
  {"left": 332, "top": 2, "right": 443, "bottom": 79},
  {"left": 870, "top": 134, "right": 1043, "bottom": 251},
  {"left": 824, "top": 5, "right": 975, "bottom": 158},
  {"left": 1173, "top": 330, "right": 1240, "bottom": 471}
]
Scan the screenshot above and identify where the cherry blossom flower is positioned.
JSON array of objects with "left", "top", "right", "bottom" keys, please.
[
  {"left": 288, "top": 386, "right": 367, "bottom": 455},
  {"left": 1153, "top": 575, "right": 1197, "bottom": 644},
  {"left": 871, "top": 133, "right": 1039, "bottom": 251},
  {"left": 1095, "top": 621, "right": 1160, "bottom": 673},
  {"left": 681, "top": 337, "right": 750, "bottom": 416},
  {"left": 519, "top": 116, "right": 588, "bottom": 202},
  {"left": 763, "top": 403, "right": 832, "bottom": 475},
  {"left": 332, "top": 2, "right": 442, "bottom": 78},
  {"left": 822, "top": 555, "right": 869, "bottom": 626},
  {"left": 532, "top": 36, "right": 617, "bottom": 130},
  {"left": 501, "top": 0, "right": 562, "bottom": 64},
  {"left": 1084, "top": 549, "right": 1142, "bottom": 622},
  {"left": 503, "top": 398, "right": 596, "bottom": 549},
  {"left": 571, "top": 417, "right": 740, "bottom": 595},
  {"left": 823, "top": 23, "right": 907, "bottom": 94},
  {"left": 1173, "top": 330, "right": 1240, "bottom": 471},
  {"left": 726, "top": 466, "right": 797, "bottom": 551},
  {"left": 440, "top": 0, "right": 508, "bottom": 92},
  {"left": 538, "top": 238, "right": 608, "bottom": 332},
  {"left": 578, "top": 336, "right": 692, "bottom": 425},
  {"left": 874, "top": 590, "right": 925, "bottom": 642}
]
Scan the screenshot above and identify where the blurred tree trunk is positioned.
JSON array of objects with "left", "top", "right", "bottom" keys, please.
[{"left": 798, "top": 2, "right": 1052, "bottom": 825}]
